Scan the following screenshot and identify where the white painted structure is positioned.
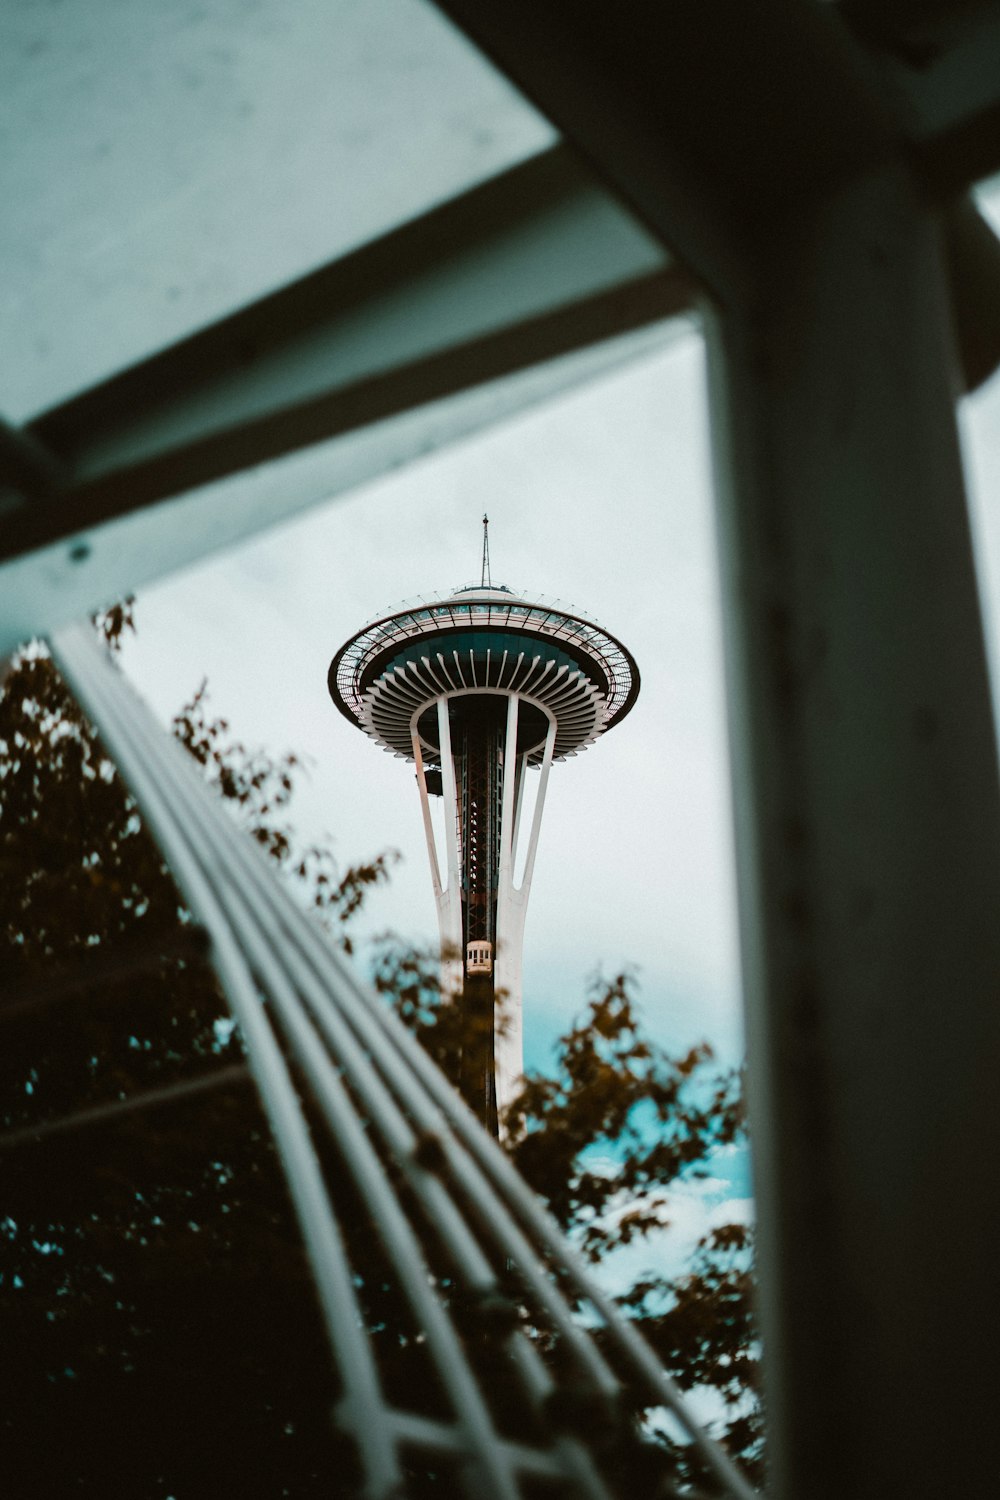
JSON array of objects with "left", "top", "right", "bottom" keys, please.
[{"left": 329, "top": 578, "right": 639, "bottom": 1128}]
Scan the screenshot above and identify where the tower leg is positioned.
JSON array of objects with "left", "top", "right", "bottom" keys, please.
[
  {"left": 413, "top": 693, "right": 558, "bottom": 1135},
  {"left": 412, "top": 707, "right": 463, "bottom": 994},
  {"left": 495, "top": 710, "right": 557, "bottom": 1124}
]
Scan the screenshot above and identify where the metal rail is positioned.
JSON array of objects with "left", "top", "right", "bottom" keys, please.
[{"left": 50, "top": 619, "right": 756, "bottom": 1500}]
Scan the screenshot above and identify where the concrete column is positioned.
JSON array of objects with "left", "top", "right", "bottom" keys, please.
[{"left": 706, "top": 163, "right": 1000, "bottom": 1497}]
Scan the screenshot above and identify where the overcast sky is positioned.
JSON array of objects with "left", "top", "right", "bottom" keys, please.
[
  {"left": 116, "top": 325, "right": 747, "bottom": 1071},
  {"left": 110, "top": 297, "right": 1000, "bottom": 1077}
]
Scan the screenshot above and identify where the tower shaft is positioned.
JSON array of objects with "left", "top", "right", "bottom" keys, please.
[
  {"left": 458, "top": 702, "right": 503, "bottom": 951},
  {"left": 457, "top": 701, "right": 505, "bottom": 1134},
  {"left": 413, "top": 692, "right": 556, "bottom": 1134}
]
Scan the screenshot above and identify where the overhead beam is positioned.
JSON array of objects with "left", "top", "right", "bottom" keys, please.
[
  {"left": 839, "top": 0, "right": 1000, "bottom": 192},
  {"left": 0, "top": 313, "right": 680, "bottom": 656},
  {"left": 430, "top": 0, "right": 898, "bottom": 302},
  {"left": 0, "top": 145, "right": 686, "bottom": 570},
  {"left": 432, "top": 3, "right": 1000, "bottom": 296}
]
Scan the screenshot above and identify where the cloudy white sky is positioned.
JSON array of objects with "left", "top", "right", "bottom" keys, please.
[
  {"left": 115, "top": 350, "right": 766, "bottom": 1300},
  {"left": 115, "top": 325, "right": 742, "bottom": 1073},
  {"left": 113, "top": 290, "right": 1000, "bottom": 1075}
]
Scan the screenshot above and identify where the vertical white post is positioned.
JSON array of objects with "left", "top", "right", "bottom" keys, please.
[
  {"left": 413, "top": 698, "right": 462, "bottom": 998},
  {"left": 707, "top": 164, "right": 1000, "bottom": 1497},
  {"left": 496, "top": 694, "right": 521, "bottom": 898},
  {"left": 494, "top": 704, "right": 556, "bottom": 1120},
  {"left": 509, "top": 752, "right": 527, "bottom": 877},
  {"left": 411, "top": 726, "right": 444, "bottom": 900},
  {"left": 516, "top": 718, "right": 556, "bottom": 898},
  {"left": 437, "top": 697, "right": 462, "bottom": 908}
]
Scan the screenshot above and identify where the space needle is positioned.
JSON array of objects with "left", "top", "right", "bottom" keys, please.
[{"left": 328, "top": 520, "right": 639, "bottom": 1133}]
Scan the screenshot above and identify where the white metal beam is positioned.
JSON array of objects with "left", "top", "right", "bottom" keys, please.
[
  {"left": 707, "top": 162, "right": 1000, "bottom": 1498},
  {"left": 430, "top": 0, "right": 899, "bottom": 303},
  {"left": 0, "top": 321, "right": 677, "bottom": 658},
  {"left": 0, "top": 145, "right": 690, "bottom": 654},
  {"left": 2, "top": 146, "right": 679, "bottom": 555}
]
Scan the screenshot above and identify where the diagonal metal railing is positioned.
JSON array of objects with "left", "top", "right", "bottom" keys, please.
[{"left": 45, "top": 619, "right": 757, "bottom": 1500}]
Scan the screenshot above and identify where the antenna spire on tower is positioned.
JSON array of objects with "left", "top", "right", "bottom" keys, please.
[{"left": 481, "top": 512, "right": 491, "bottom": 588}]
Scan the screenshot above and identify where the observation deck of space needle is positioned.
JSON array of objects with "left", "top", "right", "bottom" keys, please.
[{"left": 329, "top": 518, "right": 640, "bottom": 1136}]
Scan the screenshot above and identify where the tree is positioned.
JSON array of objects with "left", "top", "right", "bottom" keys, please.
[
  {"left": 0, "top": 626, "right": 392, "bottom": 1496},
  {"left": 0, "top": 626, "right": 760, "bottom": 1495},
  {"left": 374, "top": 943, "right": 763, "bottom": 1488}
]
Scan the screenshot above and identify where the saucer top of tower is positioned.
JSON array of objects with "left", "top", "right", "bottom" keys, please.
[{"left": 328, "top": 579, "right": 640, "bottom": 767}]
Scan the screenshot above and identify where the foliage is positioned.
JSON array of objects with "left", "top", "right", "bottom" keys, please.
[
  {"left": 371, "top": 937, "right": 501, "bottom": 1121},
  {"left": 620, "top": 1223, "right": 760, "bottom": 1466},
  {"left": 0, "top": 635, "right": 761, "bottom": 1494},
  {"left": 170, "top": 677, "right": 397, "bottom": 950},
  {"left": 0, "top": 644, "right": 389, "bottom": 1496},
  {"left": 373, "top": 941, "right": 763, "bottom": 1485},
  {"left": 514, "top": 992, "right": 761, "bottom": 1484},
  {"left": 505, "top": 974, "right": 743, "bottom": 1255}
]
